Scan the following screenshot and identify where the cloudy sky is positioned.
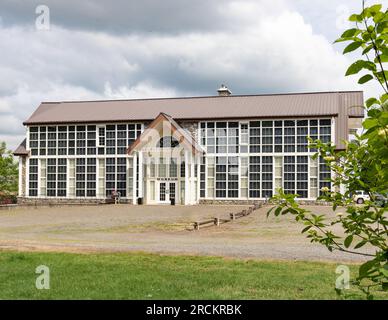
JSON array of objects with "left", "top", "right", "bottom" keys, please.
[{"left": 0, "top": 0, "right": 384, "bottom": 150}]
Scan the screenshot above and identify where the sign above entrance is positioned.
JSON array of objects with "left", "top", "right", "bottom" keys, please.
[{"left": 157, "top": 178, "right": 178, "bottom": 181}]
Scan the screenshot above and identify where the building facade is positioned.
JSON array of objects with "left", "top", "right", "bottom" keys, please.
[{"left": 14, "top": 88, "right": 364, "bottom": 205}]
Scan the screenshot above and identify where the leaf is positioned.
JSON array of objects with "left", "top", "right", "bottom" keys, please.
[
  {"left": 359, "top": 260, "right": 377, "bottom": 277},
  {"left": 365, "top": 97, "right": 379, "bottom": 107},
  {"left": 349, "top": 14, "right": 363, "bottom": 22},
  {"left": 341, "top": 28, "right": 361, "bottom": 38},
  {"left": 344, "top": 235, "right": 353, "bottom": 248},
  {"left": 343, "top": 41, "right": 363, "bottom": 54},
  {"left": 302, "top": 226, "right": 312, "bottom": 233},
  {"left": 368, "top": 4, "right": 382, "bottom": 15},
  {"left": 358, "top": 74, "right": 374, "bottom": 84},
  {"left": 345, "top": 60, "right": 376, "bottom": 76},
  {"left": 355, "top": 240, "right": 367, "bottom": 249},
  {"left": 363, "top": 118, "right": 379, "bottom": 129}
]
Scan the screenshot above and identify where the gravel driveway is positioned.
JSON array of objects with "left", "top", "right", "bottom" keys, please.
[{"left": 0, "top": 204, "right": 370, "bottom": 262}]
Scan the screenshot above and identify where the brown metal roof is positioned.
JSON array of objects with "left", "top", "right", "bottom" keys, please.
[
  {"left": 13, "top": 139, "right": 28, "bottom": 156},
  {"left": 23, "top": 91, "right": 364, "bottom": 125}
]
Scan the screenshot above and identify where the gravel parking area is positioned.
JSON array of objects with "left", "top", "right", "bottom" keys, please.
[{"left": 0, "top": 204, "right": 370, "bottom": 262}]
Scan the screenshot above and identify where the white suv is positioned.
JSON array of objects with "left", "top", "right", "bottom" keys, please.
[{"left": 353, "top": 191, "right": 370, "bottom": 204}]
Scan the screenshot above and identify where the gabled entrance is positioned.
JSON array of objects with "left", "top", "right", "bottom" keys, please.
[{"left": 128, "top": 113, "right": 205, "bottom": 205}]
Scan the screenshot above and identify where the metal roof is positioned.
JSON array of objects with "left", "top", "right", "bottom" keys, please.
[
  {"left": 13, "top": 139, "right": 28, "bottom": 156},
  {"left": 23, "top": 91, "right": 364, "bottom": 125}
]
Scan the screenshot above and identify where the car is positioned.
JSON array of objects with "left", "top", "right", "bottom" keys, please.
[{"left": 353, "top": 191, "right": 370, "bottom": 204}]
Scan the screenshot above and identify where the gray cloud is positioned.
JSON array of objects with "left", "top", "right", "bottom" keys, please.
[
  {"left": 0, "top": 0, "right": 279, "bottom": 35},
  {"left": 0, "top": 0, "right": 383, "bottom": 151}
]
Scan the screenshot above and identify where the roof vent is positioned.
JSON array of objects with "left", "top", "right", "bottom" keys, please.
[{"left": 217, "top": 84, "right": 232, "bottom": 97}]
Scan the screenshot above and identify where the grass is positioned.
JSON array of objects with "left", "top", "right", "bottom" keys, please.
[{"left": 0, "top": 250, "right": 385, "bottom": 300}]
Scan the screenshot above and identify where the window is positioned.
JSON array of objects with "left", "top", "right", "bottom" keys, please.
[
  {"left": 68, "top": 159, "right": 75, "bottom": 197},
  {"left": 87, "top": 158, "right": 96, "bottom": 197},
  {"left": 249, "top": 121, "right": 260, "bottom": 153},
  {"left": 227, "top": 122, "right": 239, "bottom": 153},
  {"left": 47, "top": 159, "right": 57, "bottom": 197},
  {"left": 319, "top": 156, "right": 331, "bottom": 195},
  {"left": 87, "top": 126, "right": 96, "bottom": 155},
  {"left": 274, "top": 156, "right": 283, "bottom": 193},
  {"left": 76, "top": 158, "right": 86, "bottom": 197},
  {"left": 58, "top": 126, "right": 67, "bottom": 155},
  {"left": 228, "top": 157, "right": 239, "bottom": 198},
  {"left": 207, "top": 157, "right": 215, "bottom": 198},
  {"left": 106, "top": 158, "right": 115, "bottom": 197},
  {"left": 57, "top": 159, "right": 67, "bottom": 196},
  {"left": 76, "top": 126, "right": 86, "bottom": 155},
  {"left": 48, "top": 126, "right": 57, "bottom": 155},
  {"left": 216, "top": 122, "right": 227, "bottom": 153},
  {"left": 39, "top": 126, "right": 47, "bottom": 156},
  {"left": 240, "top": 157, "right": 248, "bottom": 198},
  {"left": 215, "top": 157, "right": 227, "bottom": 197},
  {"left": 309, "top": 120, "right": 318, "bottom": 152},
  {"left": 200, "top": 123, "right": 206, "bottom": 146},
  {"left": 262, "top": 121, "right": 273, "bottom": 153},
  {"left": 200, "top": 157, "right": 206, "bottom": 198},
  {"left": 157, "top": 136, "right": 180, "bottom": 148},
  {"left": 206, "top": 123, "right": 215, "bottom": 153},
  {"left": 249, "top": 156, "right": 260, "bottom": 198},
  {"left": 274, "top": 121, "right": 283, "bottom": 153},
  {"left": 117, "top": 125, "right": 127, "bottom": 154},
  {"left": 39, "top": 159, "right": 47, "bottom": 196},
  {"left": 117, "top": 158, "right": 127, "bottom": 197},
  {"left": 169, "top": 158, "right": 178, "bottom": 177},
  {"left": 128, "top": 124, "right": 141, "bottom": 146},
  {"left": 240, "top": 123, "right": 249, "bottom": 153},
  {"left": 29, "top": 127, "right": 39, "bottom": 156},
  {"left": 319, "top": 119, "right": 331, "bottom": 143},
  {"left": 297, "top": 120, "right": 308, "bottom": 152},
  {"left": 68, "top": 126, "right": 75, "bottom": 155},
  {"left": 29, "top": 159, "right": 38, "bottom": 196},
  {"left": 284, "top": 156, "right": 295, "bottom": 194},
  {"left": 297, "top": 156, "right": 308, "bottom": 198},
  {"left": 159, "top": 158, "right": 167, "bottom": 177},
  {"left": 284, "top": 121, "right": 295, "bottom": 152},
  {"left": 262, "top": 156, "right": 273, "bottom": 198},
  {"left": 98, "top": 127, "right": 105, "bottom": 146},
  {"left": 310, "top": 156, "right": 318, "bottom": 198},
  {"left": 106, "top": 125, "right": 116, "bottom": 155},
  {"left": 180, "top": 160, "right": 186, "bottom": 178}
]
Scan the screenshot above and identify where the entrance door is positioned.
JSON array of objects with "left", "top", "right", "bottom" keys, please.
[{"left": 158, "top": 182, "right": 176, "bottom": 204}]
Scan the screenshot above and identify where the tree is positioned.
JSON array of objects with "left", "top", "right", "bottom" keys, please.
[
  {"left": 268, "top": 1, "right": 388, "bottom": 299},
  {"left": 0, "top": 141, "right": 18, "bottom": 197}
]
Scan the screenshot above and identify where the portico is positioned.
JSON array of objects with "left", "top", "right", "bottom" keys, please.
[{"left": 128, "top": 113, "right": 204, "bottom": 205}]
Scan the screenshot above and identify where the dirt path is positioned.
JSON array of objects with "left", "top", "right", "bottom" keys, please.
[{"left": 0, "top": 205, "right": 370, "bottom": 263}]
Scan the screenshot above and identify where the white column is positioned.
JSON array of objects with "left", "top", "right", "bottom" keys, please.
[
  {"left": 190, "top": 153, "right": 195, "bottom": 204},
  {"left": 18, "top": 158, "right": 22, "bottom": 197},
  {"left": 138, "top": 151, "right": 143, "bottom": 198},
  {"left": 196, "top": 155, "right": 200, "bottom": 204},
  {"left": 26, "top": 157, "right": 30, "bottom": 197},
  {"left": 132, "top": 153, "right": 137, "bottom": 204},
  {"left": 184, "top": 150, "right": 189, "bottom": 205}
]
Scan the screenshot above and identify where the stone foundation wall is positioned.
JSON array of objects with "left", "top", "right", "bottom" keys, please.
[
  {"left": 17, "top": 197, "right": 132, "bottom": 206},
  {"left": 199, "top": 199, "right": 332, "bottom": 206},
  {"left": 199, "top": 199, "right": 264, "bottom": 205}
]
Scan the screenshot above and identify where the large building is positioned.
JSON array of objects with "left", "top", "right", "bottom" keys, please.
[{"left": 14, "top": 87, "right": 364, "bottom": 205}]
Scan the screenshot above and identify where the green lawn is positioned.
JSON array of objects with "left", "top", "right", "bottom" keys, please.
[{"left": 0, "top": 250, "right": 384, "bottom": 300}]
